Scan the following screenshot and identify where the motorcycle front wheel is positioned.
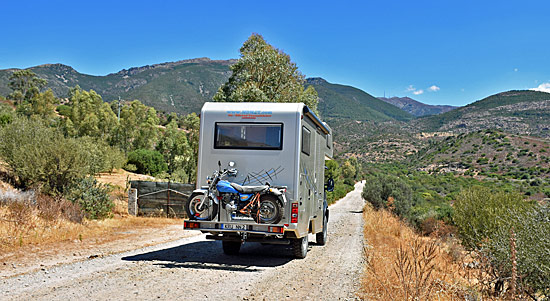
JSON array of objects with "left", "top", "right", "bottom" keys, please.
[
  {"left": 251, "top": 195, "right": 283, "bottom": 224},
  {"left": 185, "top": 192, "right": 218, "bottom": 220}
]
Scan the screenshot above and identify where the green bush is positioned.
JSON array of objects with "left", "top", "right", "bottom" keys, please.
[
  {"left": 0, "top": 103, "right": 15, "bottom": 126},
  {"left": 362, "top": 174, "right": 412, "bottom": 218},
  {"left": 454, "top": 187, "right": 550, "bottom": 295},
  {"left": 78, "top": 137, "right": 126, "bottom": 174},
  {"left": 56, "top": 104, "right": 71, "bottom": 117},
  {"left": 66, "top": 176, "right": 113, "bottom": 219},
  {"left": 0, "top": 118, "right": 90, "bottom": 194},
  {"left": 126, "top": 149, "right": 168, "bottom": 176}
]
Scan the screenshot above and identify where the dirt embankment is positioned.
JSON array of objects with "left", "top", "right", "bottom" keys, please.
[{"left": 1, "top": 183, "right": 366, "bottom": 300}]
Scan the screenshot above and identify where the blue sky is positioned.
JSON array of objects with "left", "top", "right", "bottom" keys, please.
[{"left": 2, "top": 0, "right": 550, "bottom": 106}]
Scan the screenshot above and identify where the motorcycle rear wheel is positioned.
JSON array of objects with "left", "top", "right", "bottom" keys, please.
[
  {"left": 251, "top": 195, "right": 283, "bottom": 224},
  {"left": 185, "top": 192, "right": 218, "bottom": 220}
]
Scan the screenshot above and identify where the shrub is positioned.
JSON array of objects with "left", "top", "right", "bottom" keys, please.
[
  {"left": 56, "top": 104, "right": 71, "bottom": 117},
  {"left": 126, "top": 149, "right": 168, "bottom": 176},
  {"left": 66, "top": 177, "right": 113, "bottom": 219},
  {"left": 362, "top": 174, "right": 412, "bottom": 218},
  {"left": 454, "top": 187, "right": 550, "bottom": 296},
  {"left": 0, "top": 118, "right": 90, "bottom": 194}
]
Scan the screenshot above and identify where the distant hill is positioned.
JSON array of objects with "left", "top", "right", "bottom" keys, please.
[
  {"left": 0, "top": 58, "right": 234, "bottom": 114},
  {"left": 413, "top": 90, "right": 550, "bottom": 137},
  {"left": 378, "top": 96, "right": 457, "bottom": 117},
  {"left": 0, "top": 62, "right": 415, "bottom": 122},
  {"left": 409, "top": 129, "right": 550, "bottom": 194},
  {"left": 306, "top": 78, "right": 413, "bottom": 122}
]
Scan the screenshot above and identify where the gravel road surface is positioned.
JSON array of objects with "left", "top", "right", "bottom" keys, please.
[{"left": 1, "top": 182, "right": 365, "bottom": 300}]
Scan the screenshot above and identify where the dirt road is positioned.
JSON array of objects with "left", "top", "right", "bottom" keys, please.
[{"left": 1, "top": 182, "right": 365, "bottom": 300}]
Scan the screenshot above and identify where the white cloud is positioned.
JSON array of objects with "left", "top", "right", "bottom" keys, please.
[
  {"left": 413, "top": 89, "right": 424, "bottom": 95},
  {"left": 406, "top": 85, "right": 416, "bottom": 92},
  {"left": 531, "top": 83, "right": 550, "bottom": 93},
  {"left": 428, "top": 85, "right": 440, "bottom": 92}
]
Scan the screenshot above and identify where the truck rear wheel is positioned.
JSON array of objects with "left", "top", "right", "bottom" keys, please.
[
  {"left": 291, "top": 235, "right": 308, "bottom": 259},
  {"left": 316, "top": 214, "right": 328, "bottom": 246},
  {"left": 222, "top": 240, "right": 242, "bottom": 255}
]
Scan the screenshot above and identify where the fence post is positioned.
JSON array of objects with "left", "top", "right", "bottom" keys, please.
[{"left": 128, "top": 188, "right": 138, "bottom": 216}]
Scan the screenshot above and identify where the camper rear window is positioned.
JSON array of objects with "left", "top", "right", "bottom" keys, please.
[{"left": 214, "top": 123, "right": 283, "bottom": 150}]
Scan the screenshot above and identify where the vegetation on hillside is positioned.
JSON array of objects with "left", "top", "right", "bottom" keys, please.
[
  {"left": 0, "top": 71, "right": 201, "bottom": 222},
  {"left": 415, "top": 90, "right": 550, "bottom": 137},
  {"left": 307, "top": 78, "right": 413, "bottom": 122},
  {"left": 0, "top": 59, "right": 233, "bottom": 115}
]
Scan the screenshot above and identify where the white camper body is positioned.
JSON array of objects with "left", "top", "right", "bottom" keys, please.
[{"left": 184, "top": 102, "right": 333, "bottom": 257}]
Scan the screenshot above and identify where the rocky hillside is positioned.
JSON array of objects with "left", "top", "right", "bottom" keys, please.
[
  {"left": 413, "top": 90, "right": 550, "bottom": 137},
  {"left": 0, "top": 58, "right": 234, "bottom": 114},
  {"left": 378, "top": 96, "right": 457, "bottom": 117}
]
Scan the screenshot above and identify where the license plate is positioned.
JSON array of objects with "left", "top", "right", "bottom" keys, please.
[{"left": 222, "top": 224, "right": 247, "bottom": 230}]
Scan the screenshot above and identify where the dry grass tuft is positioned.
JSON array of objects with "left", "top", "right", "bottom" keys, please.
[
  {"left": 0, "top": 184, "right": 180, "bottom": 253},
  {"left": 360, "top": 203, "right": 476, "bottom": 300}
]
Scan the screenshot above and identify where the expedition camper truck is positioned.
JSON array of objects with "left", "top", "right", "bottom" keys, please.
[{"left": 183, "top": 102, "right": 334, "bottom": 258}]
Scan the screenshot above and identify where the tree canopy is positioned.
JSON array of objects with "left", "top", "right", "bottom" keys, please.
[
  {"left": 8, "top": 70, "right": 47, "bottom": 105},
  {"left": 214, "top": 33, "right": 318, "bottom": 113}
]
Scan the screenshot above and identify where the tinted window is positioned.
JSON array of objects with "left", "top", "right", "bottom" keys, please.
[
  {"left": 214, "top": 123, "right": 283, "bottom": 150},
  {"left": 302, "top": 126, "right": 311, "bottom": 155}
]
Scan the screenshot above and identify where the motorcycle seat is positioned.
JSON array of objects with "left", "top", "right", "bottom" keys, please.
[{"left": 230, "top": 183, "right": 269, "bottom": 194}]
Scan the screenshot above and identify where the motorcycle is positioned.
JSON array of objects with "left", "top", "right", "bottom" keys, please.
[{"left": 184, "top": 161, "right": 286, "bottom": 224}]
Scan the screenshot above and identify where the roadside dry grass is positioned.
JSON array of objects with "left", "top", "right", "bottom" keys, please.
[
  {"left": 359, "top": 203, "right": 477, "bottom": 300},
  {"left": 0, "top": 169, "right": 170, "bottom": 253},
  {"left": 0, "top": 197, "right": 182, "bottom": 253}
]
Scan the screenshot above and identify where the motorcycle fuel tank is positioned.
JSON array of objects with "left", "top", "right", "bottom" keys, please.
[{"left": 216, "top": 180, "right": 239, "bottom": 193}]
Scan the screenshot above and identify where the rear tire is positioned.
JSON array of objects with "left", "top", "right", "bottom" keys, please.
[
  {"left": 184, "top": 192, "right": 218, "bottom": 220},
  {"left": 291, "top": 235, "right": 308, "bottom": 259},
  {"left": 251, "top": 195, "right": 283, "bottom": 224},
  {"left": 316, "top": 214, "right": 328, "bottom": 246},
  {"left": 222, "top": 240, "right": 242, "bottom": 255}
]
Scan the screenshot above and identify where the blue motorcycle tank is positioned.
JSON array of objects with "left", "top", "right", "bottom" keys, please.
[{"left": 216, "top": 180, "right": 239, "bottom": 193}]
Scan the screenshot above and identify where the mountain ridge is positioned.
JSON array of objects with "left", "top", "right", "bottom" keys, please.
[
  {"left": 378, "top": 96, "right": 458, "bottom": 117},
  {"left": 413, "top": 90, "right": 550, "bottom": 137}
]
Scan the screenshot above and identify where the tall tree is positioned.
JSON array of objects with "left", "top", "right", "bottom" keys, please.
[
  {"left": 156, "top": 120, "right": 191, "bottom": 180},
  {"left": 66, "top": 86, "right": 117, "bottom": 138},
  {"left": 114, "top": 100, "right": 159, "bottom": 152},
  {"left": 17, "top": 89, "right": 58, "bottom": 120},
  {"left": 213, "top": 33, "right": 319, "bottom": 113},
  {"left": 8, "top": 70, "right": 47, "bottom": 105},
  {"left": 182, "top": 112, "right": 200, "bottom": 182}
]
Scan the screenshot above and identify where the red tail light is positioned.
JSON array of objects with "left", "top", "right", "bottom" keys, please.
[
  {"left": 291, "top": 203, "right": 298, "bottom": 223},
  {"left": 184, "top": 221, "right": 200, "bottom": 229},
  {"left": 268, "top": 226, "right": 284, "bottom": 233}
]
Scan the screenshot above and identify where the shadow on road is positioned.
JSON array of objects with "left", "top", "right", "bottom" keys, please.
[{"left": 122, "top": 240, "right": 295, "bottom": 272}]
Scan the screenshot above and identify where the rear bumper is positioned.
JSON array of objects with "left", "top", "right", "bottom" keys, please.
[{"left": 183, "top": 220, "right": 298, "bottom": 238}]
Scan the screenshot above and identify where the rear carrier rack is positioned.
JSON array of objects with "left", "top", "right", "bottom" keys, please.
[{"left": 184, "top": 220, "right": 286, "bottom": 236}]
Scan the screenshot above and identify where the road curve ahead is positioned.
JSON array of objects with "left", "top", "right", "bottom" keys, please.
[{"left": 1, "top": 182, "right": 365, "bottom": 300}]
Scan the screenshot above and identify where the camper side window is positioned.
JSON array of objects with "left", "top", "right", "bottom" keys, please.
[{"left": 302, "top": 126, "right": 311, "bottom": 156}]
